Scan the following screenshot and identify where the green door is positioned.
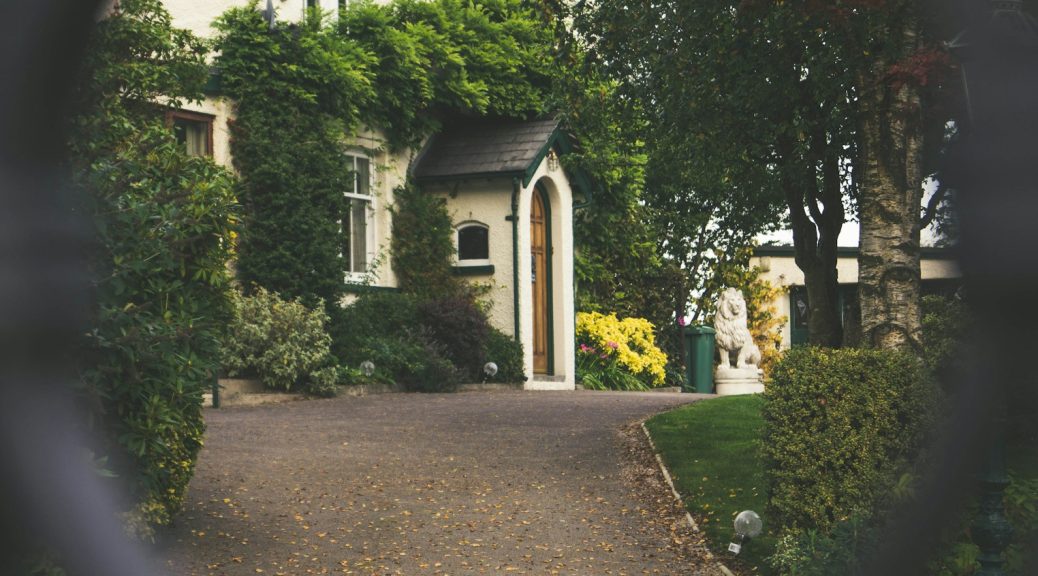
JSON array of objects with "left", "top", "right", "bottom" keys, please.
[{"left": 789, "top": 287, "right": 809, "bottom": 346}]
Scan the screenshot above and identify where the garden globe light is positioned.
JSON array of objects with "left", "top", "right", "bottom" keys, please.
[
  {"left": 728, "top": 510, "right": 762, "bottom": 555},
  {"left": 734, "top": 510, "right": 763, "bottom": 539},
  {"left": 483, "top": 362, "right": 498, "bottom": 378},
  {"left": 360, "top": 360, "right": 375, "bottom": 378}
]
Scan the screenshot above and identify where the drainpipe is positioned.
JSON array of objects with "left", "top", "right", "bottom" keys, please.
[
  {"left": 510, "top": 177, "right": 521, "bottom": 342},
  {"left": 572, "top": 184, "right": 594, "bottom": 210}
]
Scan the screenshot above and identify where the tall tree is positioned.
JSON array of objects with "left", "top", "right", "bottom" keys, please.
[
  {"left": 849, "top": 1, "right": 952, "bottom": 351},
  {"left": 572, "top": 1, "right": 854, "bottom": 346}
]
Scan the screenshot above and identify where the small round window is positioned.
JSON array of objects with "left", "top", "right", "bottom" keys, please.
[{"left": 458, "top": 224, "right": 489, "bottom": 261}]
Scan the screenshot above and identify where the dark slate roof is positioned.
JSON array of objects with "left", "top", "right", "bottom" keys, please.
[{"left": 411, "top": 118, "right": 562, "bottom": 181}]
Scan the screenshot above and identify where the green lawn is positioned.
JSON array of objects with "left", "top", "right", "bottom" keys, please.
[{"left": 645, "top": 395, "right": 775, "bottom": 574}]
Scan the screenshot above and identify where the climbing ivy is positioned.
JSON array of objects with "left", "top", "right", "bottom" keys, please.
[
  {"left": 390, "top": 183, "right": 463, "bottom": 298},
  {"left": 214, "top": 5, "right": 373, "bottom": 309},
  {"left": 342, "top": 0, "right": 554, "bottom": 148},
  {"left": 215, "top": 0, "right": 555, "bottom": 312}
]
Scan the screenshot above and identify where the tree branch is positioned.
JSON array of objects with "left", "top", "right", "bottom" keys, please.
[{"left": 919, "top": 180, "right": 948, "bottom": 229}]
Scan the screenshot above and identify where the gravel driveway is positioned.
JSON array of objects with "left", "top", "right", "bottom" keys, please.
[{"left": 156, "top": 390, "right": 722, "bottom": 575}]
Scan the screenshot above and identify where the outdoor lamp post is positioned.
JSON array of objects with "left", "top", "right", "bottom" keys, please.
[{"left": 948, "top": 2, "right": 1038, "bottom": 575}]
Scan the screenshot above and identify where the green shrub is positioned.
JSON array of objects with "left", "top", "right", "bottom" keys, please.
[
  {"left": 576, "top": 344, "right": 649, "bottom": 391},
  {"left": 484, "top": 328, "right": 526, "bottom": 383},
  {"left": 417, "top": 296, "right": 490, "bottom": 380},
  {"left": 921, "top": 293, "right": 971, "bottom": 383},
  {"left": 333, "top": 291, "right": 526, "bottom": 389},
  {"left": 390, "top": 183, "right": 464, "bottom": 298},
  {"left": 69, "top": 0, "right": 236, "bottom": 540},
  {"left": 352, "top": 333, "right": 459, "bottom": 392},
  {"left": 331, "top": 291, "right": 418, "bottom": 363},
  {"left": 761, "top": 347, "right": 938, "bottom": 534},
  {"left": 221, "top": 287, "right": 336, "bottom": 393}
]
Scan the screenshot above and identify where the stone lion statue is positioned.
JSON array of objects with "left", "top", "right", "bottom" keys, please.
[{"left": 714, "top": 287, "right": 761, "bottom": 370}]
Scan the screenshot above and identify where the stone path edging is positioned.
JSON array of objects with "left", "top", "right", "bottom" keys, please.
[{"left": 641, "top": 421, "right": 737, "bottom": 576}]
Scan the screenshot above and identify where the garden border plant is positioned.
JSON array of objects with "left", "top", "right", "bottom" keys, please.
[{"left": 70, "top": 0, "right": 238, "bottom": 539}]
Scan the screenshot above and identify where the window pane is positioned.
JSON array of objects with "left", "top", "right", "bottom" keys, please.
[
  {"left": 355, "top": 156, "right": 370, "bottom": 196},
  {"left": 173, "top": 118, "right": 208, "bottom": 157},
  {"left": 350, "top": 199, "right": 368, "bottom": 273},
  {"left": 458, "top": 226, "right": 489, "bottom": 260}
]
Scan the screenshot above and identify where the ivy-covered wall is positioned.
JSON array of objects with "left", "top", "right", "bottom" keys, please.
[{"left": 213, "top": 0, "right": 555, "bottom": 312}]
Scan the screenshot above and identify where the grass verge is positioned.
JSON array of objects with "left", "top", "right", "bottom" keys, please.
[{"left": 644, "top": 394, "right": 774, "bottom": 574}]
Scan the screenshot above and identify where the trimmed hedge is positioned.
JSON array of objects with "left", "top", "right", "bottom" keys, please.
[{"left": 761, "top": 347, "right": 938, "bottom": 533}]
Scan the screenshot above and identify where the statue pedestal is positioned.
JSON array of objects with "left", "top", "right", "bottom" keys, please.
[{"left": 714, "top": 366, "right": 764, "bottom": 396}]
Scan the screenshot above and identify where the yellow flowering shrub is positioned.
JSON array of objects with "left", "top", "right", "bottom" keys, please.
[{"left": 576, "top": 311, "right": 668, "bottom": 386}]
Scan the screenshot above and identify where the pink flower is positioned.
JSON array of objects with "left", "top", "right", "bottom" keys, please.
[
  {"left": 606, "top": 341, "right": 619, "bottom": 350},
  {"left": 677, "top": 316, "right": 687, "bottom": 327},
  {"left": 579, "top": 343, "right": 593, "bottom": 353}
]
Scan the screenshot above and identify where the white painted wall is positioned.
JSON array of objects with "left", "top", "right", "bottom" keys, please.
[
  {"left": 176, "top": 97, "right": 235, "bottom": 169},
  {"left": 164, "top": 0, "right": 325, "bottom": 38},
  {"left": 164, "top": 0, "right": 393, "bottom": 38},
  {"left": 517, "top": 159, "right": 576, "bottom": 391},
  {"left": 435, "top": 179, "right": 517, "bottom": 337},
  {"left": 430, "top": 157, "right": 577, "bottom": 390},
  {"left": 750, "top": 251, "right": 962, "bottom": 348}
]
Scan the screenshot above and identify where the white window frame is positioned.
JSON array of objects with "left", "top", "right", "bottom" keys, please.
[
  {"left": 455, "top": 222, "right": 491, "bottom": 267},
  {"left": 342, "top": 153, "right": 375, "bottom": 282}
]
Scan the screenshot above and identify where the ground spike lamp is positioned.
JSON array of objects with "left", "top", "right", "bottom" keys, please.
[
  {"left": 482, "top": 362, "right": 498, "bottom": 384},
  {"left": 947, "top": 2, "right": 1038, "bottom": 575},
  {"left": 727, "top": 510, "right": 762, "bottom": 555}
]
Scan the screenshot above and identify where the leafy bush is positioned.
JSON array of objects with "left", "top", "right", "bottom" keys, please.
[
  {"left": 576, "top": 346, "right": 649, "bottom": 391},
  {"left": 332, "top": 291, "right": 526, "bottom": 390},
  {"left": 417, "top": 296, "right": 490, "bottom": 380},
  {"left": 761, "top": 347, "right": 938, "bottom": 534},
  {"left": 767, "top": 514, "right": 878, "bottom": 576},
  {"left": 70, "top": 0, "right": 236, "bottom": 539},
  {"left": 349, "top": 332, "right": 459, "bottom": 393},
  {"left": 576, "top": 311, "right": 668, "bottom": 387},
  {"left": 221, "top": 287, "right": 337, "bottom": 394},
  {"left": 484, "top": 328, "right": 526, "bottom": 383},
  {"left": 330, "top": 291, "right": 418, "bottom": 360},
  {"left": 921, "top": 293, "right": 971, "bottom": 383},
  {"left": 390, "top": 183, "right": 465, "bottom": 298}
]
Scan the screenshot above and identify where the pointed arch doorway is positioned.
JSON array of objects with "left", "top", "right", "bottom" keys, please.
[{"left": 530, "top": 185, "right": 554, "bottom": 374}]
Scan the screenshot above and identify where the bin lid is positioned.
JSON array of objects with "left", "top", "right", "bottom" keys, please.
[{"left": 685, "top": 325, "right": 715, "bottom": 335}]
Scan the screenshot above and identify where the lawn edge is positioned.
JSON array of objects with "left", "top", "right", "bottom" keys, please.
[{"left": 641, "top": 421, "right": 737, "bottom": 576}]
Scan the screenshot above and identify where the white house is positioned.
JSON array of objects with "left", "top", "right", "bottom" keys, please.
[
  {"left": 751, "top": 245, "right": 962, "bottom": 348},
  {"left": 161, "top": 0, "right": 586, "bottom": 388}
]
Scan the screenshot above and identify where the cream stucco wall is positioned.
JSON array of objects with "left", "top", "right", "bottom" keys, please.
[
  {"left": 176, "top": 97, "right": 236, "bottom": 169},
  {"left": 517, "top": 160, "right": 576, "bottom": 391},
  {"left": 165, "top": 0, "right": 327, "bottom": 38},
  {"left": 429, "top": 158, "right": 577, "bottom": 390},
  {"left": 750, "top": 250, "right": 961, "bottom": 349},
  {"left": 433, "top": 179, "right": 516, "bottom": 337}
]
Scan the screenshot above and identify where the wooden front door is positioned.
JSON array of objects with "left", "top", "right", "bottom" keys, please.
[{"left": 531, "top": 190, "right": 550, "bottom": 373}]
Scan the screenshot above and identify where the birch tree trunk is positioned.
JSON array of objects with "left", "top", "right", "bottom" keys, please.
[{"left": 857, "top": 18, "right": 926, "bottom": 352}]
